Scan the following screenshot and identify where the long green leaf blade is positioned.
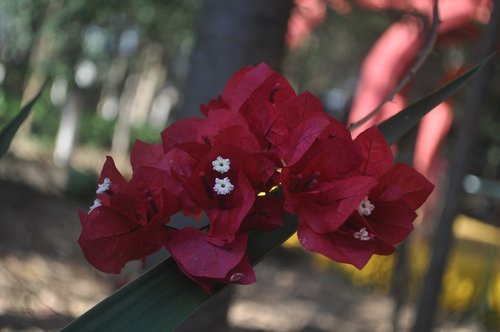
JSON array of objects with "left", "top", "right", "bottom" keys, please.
[
  {"left": 62, "top": 215, "right": 298, "bottom": 331},
  {"left": 0, "top": 84, "right": 46, "bottom": 157},
  {"left": 378, "top": 55, "right": 493, "bottom": 145}
]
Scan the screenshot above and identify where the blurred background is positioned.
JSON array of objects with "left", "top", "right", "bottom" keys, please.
[{"left": 0, "top": 0, "right": 499, "bottom": 331}]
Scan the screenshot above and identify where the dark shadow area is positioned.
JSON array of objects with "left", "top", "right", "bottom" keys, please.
[{"left": 0, "top": 312, "right": 75, "bottom": 331}]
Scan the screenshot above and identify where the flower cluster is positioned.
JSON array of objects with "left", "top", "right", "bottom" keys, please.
[{"left": 78, "top": 63, "right": 434, "bottom": 292}]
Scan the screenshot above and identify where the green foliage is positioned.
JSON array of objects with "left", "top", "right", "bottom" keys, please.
[
  {"left": 77, "top": 113, "right": 116, "bottom": 149},
  {"left": 0, "top": 84, "right": 45, "bottom": 157},
  {"left": 65, "top": 167, "right": 100, "bottom": 201}
]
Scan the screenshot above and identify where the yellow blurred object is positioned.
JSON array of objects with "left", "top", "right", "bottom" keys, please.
[
  {"left": 488, "top": 275, "right": 500, "bottom": 312},
  {"left": 281, "top": 215, "right": 500, "bottom": 322},
  {"left": 453, "top": 214, "right": 500, "bottom": 246},
  {"left": 283, "top": 232, "right": 300, "bottom": 247}
]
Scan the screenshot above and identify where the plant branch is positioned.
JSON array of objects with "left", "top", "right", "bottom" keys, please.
[{"left": 349, "top": 0, "right": 441, "bottom": 132}]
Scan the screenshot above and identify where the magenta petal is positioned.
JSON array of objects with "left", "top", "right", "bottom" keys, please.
[
  {"left": 367, "top": 200, "right": 417, "bottom": 245},
  {"left": 221, "top": 63, "right": 274, "bottom": 111},
  {"left": 378, "top": 163, "right": 434, "bottom": 209},
  {"left": 175, "top": 254, "right": 256, "bottom": 294},
  {"left": 78, "top": 208, "right": 166, "bottom": 274},
  {"left": 297, "top": 222, "right": 374, "bottom": 269},
  {"left": 130, "top": 140, "right": 164, "bottom": 171},
  {"left": 161, "top": 117, "right": 204, "bottom": 152},
  {"left": 207, "top": 171, "right": 256, "bottom": 243},
  {"left": 354, "top": 126, "right": 393, "bottom": 178},
  {"left": 241, "top": 195, "right": 284, "bottom": 232},
  {"left": 99, "top": 156, "right": 128, "bottom": 191},
  {"left": 282, "top": 91, "right": 325, "bottom": 129},
  {"left": 165, "top": 228, "right": 247, "bottom": 279},
  {"left": 280, "top": 116, "right": 330, "bottom": 165},
  {"left": 297, "top": 176, "right": 378, "bottom": 233},
  {"left": 221, "top": 255, "right": 256, "bottom": 285},
  {"left": 213, "top": 125, "right": 261, "bottom": 153}
]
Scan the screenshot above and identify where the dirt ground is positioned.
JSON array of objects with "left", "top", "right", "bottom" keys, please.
[{"left": 0, "top": 157, "right": 487, "bottom": 332}]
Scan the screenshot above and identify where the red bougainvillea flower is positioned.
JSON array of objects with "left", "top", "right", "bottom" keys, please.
[
  {"left": 165, "top": 227, "right": 255, "bottom": 293},
  {"left": 266, "top": 91, "right": 351, "bottom": 164},
  {"left": 78, "top": 63, "right": 436, "bottom": 293},
  {"left": 178, "top": 142, "right": 261, "bottom": 246},
  {"left": 281, "top": 122, "right": 377, "bottom": 234},
  {"left": 297, "top": 127, "right": 434, "bottom": 268},
  {"left": 241, "top": 194, "right": 284, "bottom": 232},
  {"left": 78, "top": 157, "right": 178, "bottom": 273}
]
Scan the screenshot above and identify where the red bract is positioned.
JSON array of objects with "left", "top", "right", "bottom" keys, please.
[
  {"left": 352, "top": 127, "right": 433, "bottom": 246},
  {"left": 78, "top": 200, "right": 168, "bottom": 274},
  {"left": 165, "top": 227, "right": 255, "bottom": 293},
  {"left": 176, "top": 253, "right": 256, "bottom": 294},
  {"left": 271, "top": 92, "right": 352, "bottom": 165},
  {"left": 297, "top": 127, "right": 433, "bottom": 269},
  {"left": 78, "top": 63, "right": 435, "bottom": 292},
  {"left": 353, "top": 126, "right": 394, "bottom": 178},
  {"left": 180, "top": 143, "right": 260, "bottom": 245},
  {"left": 281, "top": 134, "right": 375, "bottom": 225},
  {"left": 241, "top": 195, "right": 284, "bottom": 232},
  {"left": 297, "top": 218, "right": 394, "bottom": 269},
  {"left": 78, "top": 159, "right": 176, "bottom": 273}
]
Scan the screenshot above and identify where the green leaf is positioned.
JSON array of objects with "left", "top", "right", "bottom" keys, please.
[
  {"left": 378, "top": 55, "right": 493, "bottom": 145},
  {"left": 61, "top": 215, "right": 298, "bottom": 331},
  {"left": 0, "top": 84, "right": 46, "bottom": 157}
]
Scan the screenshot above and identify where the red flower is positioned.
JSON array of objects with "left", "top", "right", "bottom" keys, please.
[
  {"left": 78, "top": 63, "right": 437, "bottom": 292},
  {"left": 297, "top": 219, "right": 394, "bottom": 269},
  {"left": 78, "top": 158, "right": 178, "bottom": 273},
  {"left": 297, "top": 127, "right": 434, "bottom": 269},
  {"left": 282, "top": 133, "right": 377, "bottom": 233},
  {"left": 241, "top": 194, "right": 284, "bottom": 232},
  {"left": 165, "top": 227, "right": 255, "bottom": 293},
  {"left": 179, "top": 143, "right": 260, "bottom": 245}
]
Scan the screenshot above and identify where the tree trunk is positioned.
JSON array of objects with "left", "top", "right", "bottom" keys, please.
[
  {"left": 177, "top": 0, "right": 294, "bottom": 119},
  {"left": 412, "top": 2, "right": 500, "bottom": 331},
  {"left": 174, "top": 1, "right": 294, "bottom": 330}
]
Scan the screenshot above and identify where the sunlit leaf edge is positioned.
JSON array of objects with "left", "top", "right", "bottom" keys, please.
[
  {"left": 378, "top": 54, "right": 493, "bottom": 145},
  {"left": 0, "top": 83, "right": 46, "bottom": 157}
]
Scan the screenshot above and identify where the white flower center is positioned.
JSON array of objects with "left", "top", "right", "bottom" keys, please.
[
  {"left": 354, "top": 227, "right": 374, "bottom": 241},
  {"left": 212, "top": 156, "right": 231, "bottom": 174},
  {"left": 213, "top": 177, "right": 234, "bottom": 195},
  {"left": 96, "top": 177, "right": 111, "bottom": 194},
  {"left": 357, "top": 196, "right": 375, "bottom": 216},
  {"left": 230, "top": 273, "right": 245, "bottom": 282},
  {"left": 89, "top": 199, "right": 102, "bottom": 213}
]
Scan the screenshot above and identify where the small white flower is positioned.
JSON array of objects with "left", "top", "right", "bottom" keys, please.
[
  {"left": 89, "top": 199, "right": 102, "bottom": 213},
  {"left": 213, "top": 177, "right": 234, "bottom": 195},
  {"left": 230, "top": 273, "right": 245, "bottom": 282},
  {"left": 96, "top": 178, "right": 111, "bottom": 194},
  {"left": 354, "top": 227, "right": 374, "bottom": 241},
  {"left": 357, "top": 196, "right": 375, "bottom": 216},
  {"left": 212, "top": 156, "right": 231, "bottom": 174}
]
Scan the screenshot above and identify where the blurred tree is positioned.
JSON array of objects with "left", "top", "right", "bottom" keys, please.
[
  {"left": 412, "top": 1, "right": 500, "bottom": 330},
  {"left": 178, "top": 0, "right": 294, "bottom": 118}
]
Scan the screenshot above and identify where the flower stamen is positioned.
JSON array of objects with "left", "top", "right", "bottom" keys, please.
[
  {"left": 213, "top": 177, "right": 234, "bottom": 195},
  {"left": 212, "top": 156, "right": 231, "bottom": 174},
  {"left": 96, "top": 178, "right": 111, "bottom": 194},
  {"left": 357, "top": 196, "right": 375, "bottom": 216},
  {"left": 354, "top": 227, "right": 374, "bottom": 241},
  {"left": 89, "top": 199, "right": 102, "bottom": 213}
]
